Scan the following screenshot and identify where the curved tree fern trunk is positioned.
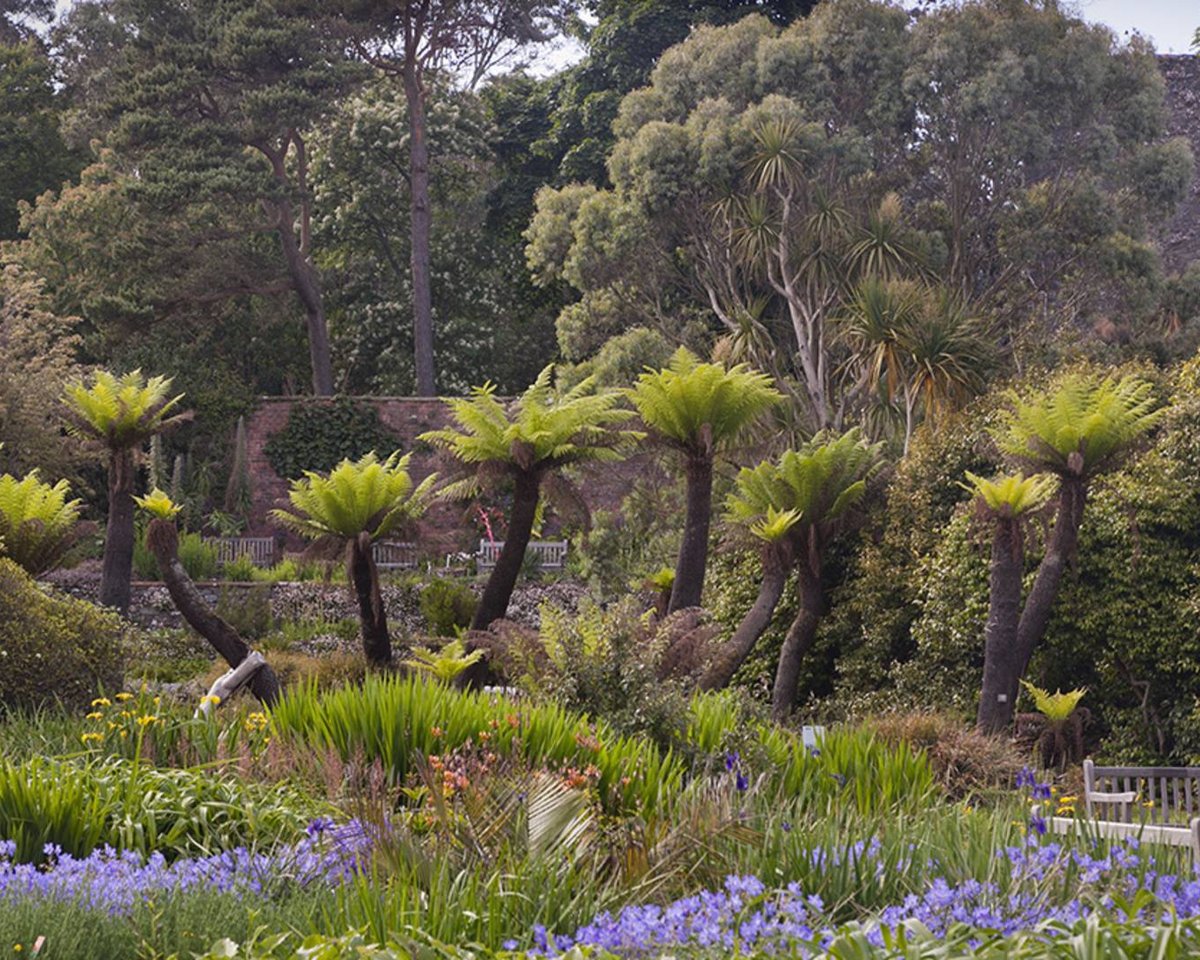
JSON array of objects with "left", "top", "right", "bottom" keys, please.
[
  {"left": 348, "top": 532, "right": 391, "bottom": 666},
  {"left": 669, "top": 454, "right": 714, "bottom": 612},
  {"left": 701, "top": 548, "right": 790, "bottom": 691},
  {"left": 976, "top": 517, "right": 1024, "bottom": 733},
  {"left": 472, "top": 470, "right": 541, "bottom": 631},
  {"left": 770, "top": 559, "right": 824, "bottom": 723},
  {"left": 146, "top": 519, "right": 280, "bottom": 706},
  {"left": 100, "top": 449, "right": 136, "bottom": 614},
  {"left": 1014, "top": 477, "right": 1086, "bottom": 681}
]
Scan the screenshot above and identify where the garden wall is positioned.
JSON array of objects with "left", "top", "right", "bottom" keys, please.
[{"left": 242, "top": 397, "right": 660, "bottom": 555}]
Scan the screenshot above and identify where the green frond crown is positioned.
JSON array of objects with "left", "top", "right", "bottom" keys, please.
[
  {"left": 961, "top": 471, "right": 1056, "bottom": 519},
  {"left": 134, "top": 488, "right": 182, "bottom": 521},
  {"left": 402, "top": 638, "right": 485, "bottom": 684},
  {"left": 628, "top": 347, "right": 781, "bottom": 454},
  {"left": 998, "top": 373, "right": 1162, "bottom": 478},
  {"left": 270, "top": 451, "right": 435, "bottom": 543},
  {"left": 62, "top": 369, "right": 190, "bottom": 452},
  {"left": 1021, "top": 679, "right": 1086, "bottom": 725},
  {"left": 726, "top": 429, "right": 883, "bottom": 539},
  {"left": 0, "top": 470, "right": 83, "bottom": 576},
  {"left": 419, "top": 364, "right": 639, "bottom": 479}
]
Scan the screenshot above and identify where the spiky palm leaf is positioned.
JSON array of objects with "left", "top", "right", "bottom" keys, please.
[
  {"left": 271, "top": 451, "right": 435, "bottom": 543},
  {"left": 962, "top": 472, "right": 1056, "bottom": 519},
  {"left": 837, "top": 277, "right": 924, "bottom": 402},
  {"left": 845, "top": 192, "right": 921, "bottom": 280},
  {"left": 0, "top": 471, "right": 84, "bottom": 576},
  {"left": 898, "top": 292, "right": 990, "bottom": 419},
  {"left": 62, "top": 369, "right": 190, "bottom": 452},
  {"left": 999, "top": 373, "right": 1162, "bottom": 479},
  {"left": 629, "top": 347, "right": 780, "bottom": 456},
  {"left": 420, "top": 365, "right": 639, "bottom": 498}
]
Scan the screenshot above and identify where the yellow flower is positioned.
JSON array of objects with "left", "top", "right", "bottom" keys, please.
[
  {"left": 14, "top": 944, "right": 22, "bottom": 952},
  {"left": 86, "top": 712, "right": 103, "bottom": 720},
  {"left": 199, "top": 694, "right": 221, "bottom": 707},
  {"left": 80, "top": 732, "right": 103, "bottom": 744},
  {"left": 152, "top": 697, "right": 161, "bottom": 705},
  {"left": 91, "top": 697, "right": 111, "bottom": 707},
  {"left": 136, "top": 715, "right": 158, "bottom": 727},
  {"left": 115, "top": 692, "right": 133, "bottom": 702}
]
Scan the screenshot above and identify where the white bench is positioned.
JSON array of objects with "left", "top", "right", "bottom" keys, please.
[
  {"left": 372, "top": 541, "right": 418, "bottom": 570},
  {"left": 1041, "top": 759, "right": 1200, "bottom": 859},
  {"left": 476, "top": 539, "right": 568, "bottom": 572},
  {"left": 203, "top": 536, "right": 275, "bottom": 567}
]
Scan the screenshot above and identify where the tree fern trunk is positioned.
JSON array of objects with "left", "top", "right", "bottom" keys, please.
[
  {"left": 669, "top": 454, "right": 713, "bottom": 612},
  {"left": 976, "top": 517, "right": 1023, "bottom": 733},
  {"left": 770, "top": 562, "right": 824, "bottom": 723},
  {"left": 701, "top": 550, "right": 789, "bottom": 690},
  {"left": 349, "top": 533, "right": 391, "bottom": 666},
  {"left": 99, "top": 449, "right": 136, "bottom": 613},
  {"left": 146, "top": 519, "right": 280, "bottom": 706},
  {"left": 472, "top": 470, "right": 541, "bottom": 631}
]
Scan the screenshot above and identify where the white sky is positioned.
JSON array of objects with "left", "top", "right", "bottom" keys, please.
[{"left": 1072, "top": 0, "right": 1197, "bottom": 53}]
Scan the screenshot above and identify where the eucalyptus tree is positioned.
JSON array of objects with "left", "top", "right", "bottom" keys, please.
[
  {"left": 701, "top": 430, "right": 883, "bottom": 719},
  {"left": 421, "top": 365, "right": 637, "bottom": 630},
  {"left": 628, "top": 347, "right": 780, "bottom": 612},
  {"left": 972, "top": 373, "right": 1163, "bottom": 732},
  {"left": 62, "top": 370, "right": 190, "bottom": 613},
  {"left": 272, "top": 452, "right": 435, "bottom": 665}
]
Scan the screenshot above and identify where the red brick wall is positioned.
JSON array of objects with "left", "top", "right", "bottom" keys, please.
[{"left": 244, "top": 397, "right": 657, "bottom": 559}]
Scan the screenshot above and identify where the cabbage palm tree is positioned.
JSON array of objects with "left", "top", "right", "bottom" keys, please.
[
  {"left": 978, "top": 372, "right": 1162, "bottom": 731},
  {"left": 701, "top": 430, "right": 883, "bottom": 720},
  {"left": 62, "top": 370, "right": 190, "bottom": 613},
  {"left": 963, "top": 472, "right": 1057, "bottom": 734},
  {"left": 629, "top": 348, "right": 780, "bottom": 613},
  {"left": 138, "top": 490, "right": 280, "bottom": 706},
  {"left": 422, "top": 366, "right": 638, "bottom": 632},
  {"left": 272, "top": 452, "right": 435, "bottom": 665},
  {"left": 0, "top": 471, "right": 84, "bottom": 576}
]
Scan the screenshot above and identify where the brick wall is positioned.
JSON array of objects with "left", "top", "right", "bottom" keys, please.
[{"left": 244, "top": 397, "right": 660, "bottom": 559}]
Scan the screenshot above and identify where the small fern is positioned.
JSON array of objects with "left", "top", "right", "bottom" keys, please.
[
  {"left": 962, "top": 472, "right": 1056, "bottom": 518},
  {"left": 1021, "top": 680, "right": 1086, "bottom": 725},
  {"left": 0, "top": 471, "right": 84, "bottom": 575},
  {"left": 403, "top": 637, "right": 485, "bottom": 683}
]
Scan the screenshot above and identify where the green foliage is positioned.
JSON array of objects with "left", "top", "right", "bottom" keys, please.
[
  {"left": 0, "top": 558, "right": 124, "bottom": 712},
  {"left": 215, "top": 585, "right": 274, "bottom": 642},
  {"left": 271, "top": 452, "right": 435, "bottom": 544},
  {"left": 133, "top": 487, "right": 180, "bottom": 520},
  {"left": 402, "top": 638, "right": 485, "bottom": 683},
  {"left": 133, "top": 530, "right": 217, "bottom": 581},
  {"left": 1020, "top": 680, "right": 1086, "bottom": 726},
  {"left": 961, "top": 472, "right": 1055, "bottom": 518},
  {"left": 0, "top": 470, "right": 83, "bottom": 575},
  {"left": 418, "top": 578, "right": 478, "bottom": 637},
  {"left": 421, "top": 365, "right": 638, "bottom": 499},
  {"left": 62, "top": 369, "right": 189, "bottom": 453},
  {"left": 264, "top": 398, "right": 401, "bottom": 481},
  {"left": 0, "top": 754, "right": 318, "bottom": 864},
  {"left": 628, "top": 348, "right": 780, "bottom": 454},
  {"left": 998, "top": 373, "right": 1163, "bottom": 478}
]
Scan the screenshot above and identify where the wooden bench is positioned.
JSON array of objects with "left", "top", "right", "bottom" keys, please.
[
  {"left": 476, "top": 539, "right": 568, "bottom": 572},
  {"left": 1042, "top": 759, "right": 1200, "bottom": 859},
  {"left": 203, "top": 536, "right": 276, "bottom": 567},
  {"left": 372, "top": 541, "right": 418, "bottom": 570}
]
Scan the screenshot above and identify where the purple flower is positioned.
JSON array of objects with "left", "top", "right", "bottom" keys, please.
[
  {"left": 724, "top": 752, "right": 740, "bottom": 773},
  {"left": 1033, "top": 783, "right": 1053, "bottom": 800},
  {"left": 736, "top": 772, "right": 749, "bottom": 792}
]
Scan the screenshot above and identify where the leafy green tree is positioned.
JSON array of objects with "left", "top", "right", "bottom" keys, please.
[
  {"left": 961, "top": 472, "right": 1056, "bottom": 733},
  {"left": 333, "top": 0, "right": 576, "bottom": 396},
  {"left": 628, "top": 347, "right": 779, "bottom": 612},
  {"left": 272, "top": 452, "right": 435, "bottom": 665},
  {"left": 704, "top": 429, "right": 882, "bottom": 719},
  {"left": 61, "top": 370, "right": 191, "bottom": 613},
  {"left": 57, "top": 0, "right": 363, "bottom": 395},
  {"left": 421, "top": 366, "right": 637, "bottom": 632},
  {"left": 0, "top": 470, "right": 84, "bottom": 576}
]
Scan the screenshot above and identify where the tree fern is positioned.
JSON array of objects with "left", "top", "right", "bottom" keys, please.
[
  {"left": 962, "top": 472, "right": 1055, "bottom": 518},
  {"left": 0, "top": 471, "right": 83, "bottom": 576},
  {"left": 62, "top": 369, "right": 189, "bottom": 450}
]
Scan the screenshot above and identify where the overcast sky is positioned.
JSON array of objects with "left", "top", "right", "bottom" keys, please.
[{"left": 1074, "top": 0, "right": 1197, "bottom": 53}]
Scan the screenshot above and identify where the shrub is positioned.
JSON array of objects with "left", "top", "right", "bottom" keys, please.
[
  {"left": 215, "top": 584, "right": 274, "bottom": 641},
  {"left": 418, "top": 578, "right": 477, "bottom": 637},
  {"left": 134, "top": 529, "right": 218, "bottom": 581},
  {"left": 264, "top": 396, "right": 399, "bottom": 480},
  {"left": 0, "top": 558, "right": 124, "bottom": 712}
]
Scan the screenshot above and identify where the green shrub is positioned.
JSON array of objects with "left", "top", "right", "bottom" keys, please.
[
  {"left": 264, "top": 396, "right": 399, "bottom": 480},
  {"left": 134, "top": 529, "right": 218, "bottom": 581},
  {"left": 222, "top": 551, "right": 258, "bottom": 582},
  {"left": 418, "top": 578, "right": 477, "bottom": 636},
  {"left": 0, "top": 558, "right": 125, "bottom": 712},
  {"left": 215, "top": 584, "right": 274, "bottom": 641}
]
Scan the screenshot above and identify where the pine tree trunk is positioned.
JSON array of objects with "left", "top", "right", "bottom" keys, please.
[
  {"left": 669, "top": 454, "right": 714, "bottom": 612},
  {"left": 348, "top": 533, "right": 391, "bottom": 666},
  {"left": 770, "top": 561, "right": 824, "bottom": 723},
  {"left": 472, "top": 471, "right": 541, "bottom": 631},
  {"left": 99, "top": 448, "right": 136, "bottom": 613},
  {"left": 146, "top": 519, "right": 280, "bottom": 706},
  {"left": 275, "top": 204, "right": 333, "bottom": 396},
  {"left": 976, "top": 517, "right": 1024, "bottom": 733},
  {"left": 1013, "top": 477, "right": 1086, "bottom": 681},
  {"left": 701, "top": 548, "right": 790, "bottom": 690},
  {"left": 405, "top": 61, "right": 435, "bottom": 397}
]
